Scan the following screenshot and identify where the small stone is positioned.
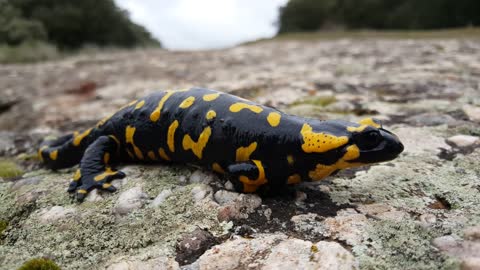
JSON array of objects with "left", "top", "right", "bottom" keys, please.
[
  {"left": 418, "top": 213, "right": 437, "bottom": 226},
  {"left": 464, "top": 226, "right": 480, "bottom": 240},
  {"left": 224, "top": 181, "right": 234, "bottom": 191},
  {"left": 85, "top": 189, "right": 104, "bottom": 202},
  {"left": 447, "top": 135, "right": 480, "bottom": 148},
  {"left": 39, "top": 206, "right": 76, "bottom": 223},
  {"left": 295, "top": 191, "right": 307, "bottom": 202},
  {"left": 114, "top": 186, "right": 148, "bottom": 215},
  {"left": 406, "top": 113, "right": 456, "bottom": 126},
  {"left": 463, "top": 105, "right": 480, "bottom": 122},
  {"left": 216, "top": 193, "right": 262, "bottom": 221},
  {"left": 189, "top": 170, "right": 214, "bottom": 184},
  {"left": 175, "top": 228, "right": 218, "bottom": 265},
  {"left": 191, "top": 184, "right": 213, "bottom": 202},
  {"left": 10, "top": 177, "right": 42, "bottom": 191},
  {"left": 151, "top": 189, "right": 173, "bottom": 207},
  {"left": 432, "top": 235, "right": 461, "bottom": 253},
  {"left": 214, "top": 190, "right": 240, "bottom": 205},
  {"left": 462, "top": 257, "right": 480, "bottom": 270},
  {"left": 323, "top": 208, "right": 368, "bottom": 245}
]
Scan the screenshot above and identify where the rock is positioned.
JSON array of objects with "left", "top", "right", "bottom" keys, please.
[
  {"left": 432, "top": 235, "right": 462, "bottom": 254},
  {"left": 462, "top": 257, "right": 480, "bottom": 270},
  {"left": 224, "top": 181, "right": 234, "bottom": 191},
  {"left": 106, "top": 256, "right": 179, "bottom": 270},
  {"left": 406, "top": 113, "right": 457, "bottom": 126},
  {"left": 216, "top": 193, "right": 262, "bottom": 221},
  {"left": 446, "top": 135, "right": 480, "bottom": 148},
  {"left": 291, "top": 213, "right": 328, "bottom": 238},
  {"left": 114, "top": 186, "right": 148, "bottom": 215},
  {"left": 85, "top": 189, "right": 104, "bottom": 202},
  {"left": 189, "top": 170, "right": 214, "bottom": 184},
  {"left": 323, "top": 208, "right": 368, "bottom": 246},
  {"left": 10, "top": 177, "right": 42, "bottom": 191},
  {"left": 175, "top": 228, "right": 218, "bottom": 265},
  {"left": 150, "top": 189, "right": 173, "bottom": 207},
  {"left": 418, "top": 213, "right": 437, "bottom": 226},
  {"left": 193, "top": 234, "right": 356, "bottom": 270},
  {"left": 463, "top": 105, "right": 480, "bottom": 122},
  {"left": 38, "top": 206, "right": 76, "bottom": 223},
  {"left": 191, "top": 184, "right": 213, "bottom": 202},
  {"left": 464, "top": 226, "right": 480, "bottom": 240}
]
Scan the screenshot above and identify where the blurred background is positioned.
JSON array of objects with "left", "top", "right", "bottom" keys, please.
[
  {"left": 1, "top": 0, "right": 480, "bottom": 60},
  {"left": 1, "top": 1, "right": 480, "bottom": 269}
]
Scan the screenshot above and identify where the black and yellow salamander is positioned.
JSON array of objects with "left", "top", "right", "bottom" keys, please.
[{"left": 38, "top": 87, "right": 404, "bottom": 201}]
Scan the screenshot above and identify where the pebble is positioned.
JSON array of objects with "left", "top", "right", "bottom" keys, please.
[
  {"left": 175, "top": 228, "right": 218, "bottom": 265},
  {"left": 191, "top": 184, "right": 213, "bottom": 202},
  {"left": 463, "top": 105, "right": 480, "bottom": 122},
  {"left": 189, "top": 170, "right": 214, "bottom": 184},
  {"left": 38, "top": 206, "right": 76, "bottom": 223},
  {"left": 446, "top": 135, "right": 480, "bottom": 148},
  {"left": 10, "top": 177, "right": 42, "bottom": 191},
  {"left": 216, "top": 193, "right": 262, "bottom": 221},
  {"left": 113, "top": 186, "right": 148, "bottom": 215},
  {"left": 150, "top": 189, "right": 173, "bottom": 207}
]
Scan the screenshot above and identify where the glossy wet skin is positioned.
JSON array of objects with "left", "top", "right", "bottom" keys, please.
[{"left": 38, "top": 87, "right": 404, "bottom": 200}]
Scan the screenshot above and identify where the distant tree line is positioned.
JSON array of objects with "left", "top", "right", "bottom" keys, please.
[
  {"left": 0, "top": 0, "right": 160, "bottom": 49},
  {"left": 278, "top": 0, "right": 480, "bottom": 33}
]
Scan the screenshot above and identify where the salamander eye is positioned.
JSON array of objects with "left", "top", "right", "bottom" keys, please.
[{"left": 356, "top": 131, "right": 382, "bottom": 149}]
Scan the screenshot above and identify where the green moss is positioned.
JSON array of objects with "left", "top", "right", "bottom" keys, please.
[
  {"left": 0, "top": 220, "right": 7, "bottom": 235},
  {"left": 356, "top": 220, "right": 459, "bottom": 270},
  {"left": 0, "top": 160, "right": 24, "bottom": 179},
  {"left": 290, "top": 96, "right": 336, "bottom": 107},
  {"left": 17, "top": 258, "right": 61, "bottom": 270}
]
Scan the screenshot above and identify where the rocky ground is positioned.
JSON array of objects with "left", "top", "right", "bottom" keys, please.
[{"left": 1, "top": 37, "right": 480, "bottom": 269}]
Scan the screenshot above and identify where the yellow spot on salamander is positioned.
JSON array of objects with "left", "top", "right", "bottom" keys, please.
[
  {"left": 38, "top": 146, "right": 47, "bottom": 162},
  {"left": 235, "top": 142, "right": 257, "bottom": 162},
  {"left": 229, "top": 103, "right": 263, "bottom": 114},
  {"left": 267, "top": 112, "right": 281, "bottom": 127},
  {"left": 308, "top": 145, "right": 362, "bottom": 181},
  {"left": 212, "top": 162, "right": 225, "bottom": 174},
  {"left": 94, "top": 167, "right": 117, "bottom": 181},
  {"left": 77, "top": 189, "right": 87, "bottom": 194},
  {"left": 73, "top": 169, "right": 81, "bottom": 181},
  {"left": 287, "top": 174, "right": 301, "bottom": 184},
  {"left": 125, "top": 126, "right": 144, "bottom": 160},
  {"left": 203, "top": 93, "right": 220, "bottom": 101},
  {"left": 287, "top": 155, "right": 294, "bottom": 165},
  {"left": 179, "top": 96, "right": 195, "bottom": 108},
  {"left": 49, "top": 150, "right": 58, "bottom": 160},
  {"left": 103, "top": 152, "right": 110, "bottom": 164},
  {"left": 359, "top": 117, "right": 381, "bottom": 128},
  {"left": 206, "top": 110, "right": 216, "bottom": 120},
  {"left": 134, "top": 100, "right": 145, "bottom": 110},
  {"left": 96, "top": 113, "right": 114, "bottom": 127},
  {"left": 73, "top": 128, "right": 92, "bottom": 146},
  {"left": 182, "top": 127, "right": 212, "bottom": 159},
  {"left": 347, "top": 125, "right": 369, "bottom": 132},
  {"left": 239, "top": 160, "right": 267, "bottom": 192},
  {"left": 150, "top": 89, "right": 188, "bottom": 122},
  {"left": 147, "top": 151, "right": 157, "bottom": 160},
  {"left": 158, "top": 148, "right": 171, "bottom": 161},
  {"left": 102, "top": 183, "right": 112, "bottom": 188},
  {"left": 300, "top": 123, "right": 348, "bottom": 153},
  {"left": 167, "top": 120, "right": 179, "bottom": 152}
]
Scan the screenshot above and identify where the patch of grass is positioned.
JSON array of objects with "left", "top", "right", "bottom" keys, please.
[
  {"left": 17, "top": 258, "right": 61, "bottom": 270},
  {"left": 247, "top": 27, "right": 480, "bottom": 45},
  {"left": 0, "top": 159, "right": 24, "bottom": 179},
  {"left": 0, "top": 220, "right": 7, "bottom": 235},
  {"left": 0, "top": 41, "right": 59, "bottom": 64},
  {"left": 290, "top": 95, "right": 336, "bottom": 107}
]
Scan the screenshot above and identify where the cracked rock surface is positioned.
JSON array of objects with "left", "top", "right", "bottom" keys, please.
[{"left": 1, "top": 37, "right": 480, "bottom": 269}]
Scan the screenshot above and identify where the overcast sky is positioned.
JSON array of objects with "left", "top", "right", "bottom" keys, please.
[{"left": 114, "top": 0, "right": 288, "bottom": 50}]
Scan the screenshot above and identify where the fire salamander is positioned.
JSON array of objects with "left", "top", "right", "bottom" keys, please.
[{"left": 39, "top": 87, "right": 404, "bottom": 201}]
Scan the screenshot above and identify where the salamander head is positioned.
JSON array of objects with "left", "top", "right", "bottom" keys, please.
[
  {"left": 347, "top": 118, "right": 404, "bottom": 163},
  {"left": 300, "top": 117, "right": 403, "bottom": 181}
]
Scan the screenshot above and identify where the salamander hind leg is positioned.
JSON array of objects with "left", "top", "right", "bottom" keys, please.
[
  {"left": 68, "top": 136, "right": 125, "bottom": 201},
  {"left": 227, "top": 160, "right": 268, "bottom": 193}
]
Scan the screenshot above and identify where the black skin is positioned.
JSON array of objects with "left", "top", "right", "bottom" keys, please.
[{"left": 39, "top": 87, "right": 404, "bottom": 201}]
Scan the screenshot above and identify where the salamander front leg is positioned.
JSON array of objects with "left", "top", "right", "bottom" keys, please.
[
  {"left": 227, "top": 160, "right": 267, "bottom": 193},
  {"left": 68, "top": 136, "right": 125, "bottom": 201}
]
